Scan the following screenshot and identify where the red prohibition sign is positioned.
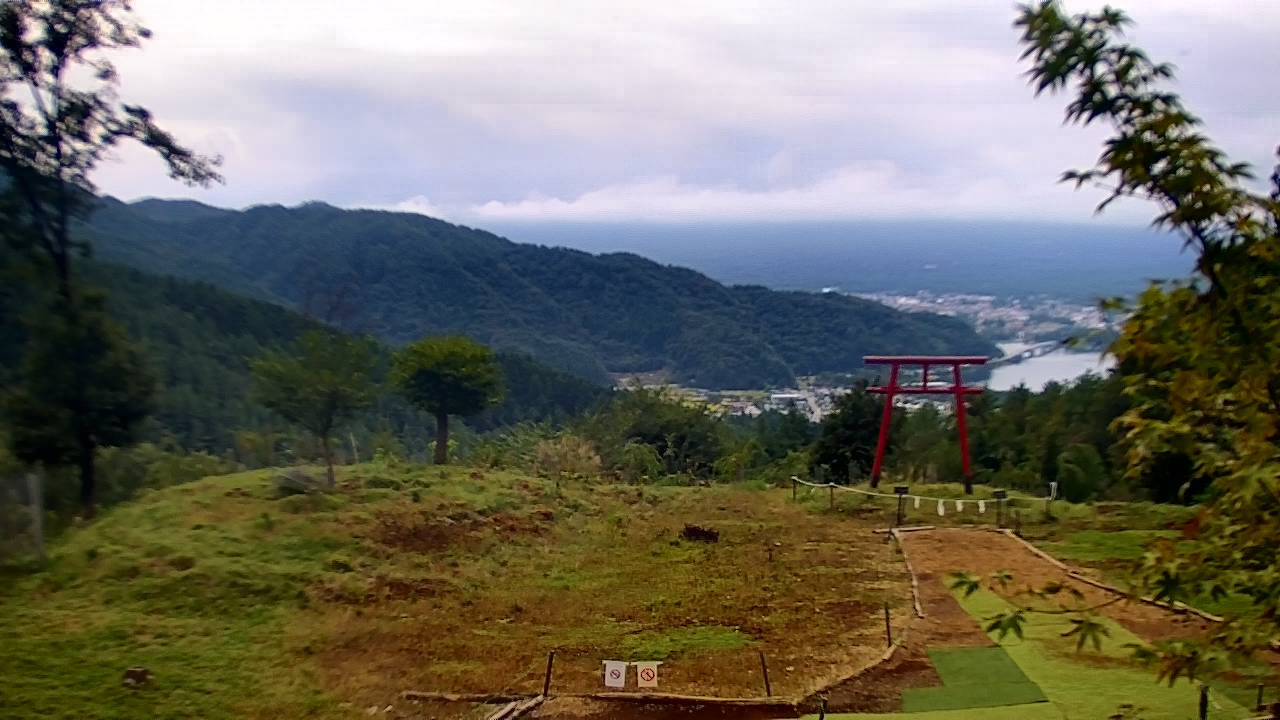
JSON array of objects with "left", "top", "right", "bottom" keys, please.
[{"left": 640, "top": 668, "right": 656, "bottom": 681}]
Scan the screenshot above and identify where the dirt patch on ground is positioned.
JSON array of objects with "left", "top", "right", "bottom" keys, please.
[
  {"left": 303, "top": 485, "right": 912, "bottom": 716},
  {"left": 810, "top": 531, "right": 993, "bottom": 714},
  {"left": 805, "top": 650, "right": 940, "bottom": 714}
]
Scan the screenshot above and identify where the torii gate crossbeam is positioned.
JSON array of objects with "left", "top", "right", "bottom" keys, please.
[{"left": 864, "top": 355, "right": 988, "bottom": 494}]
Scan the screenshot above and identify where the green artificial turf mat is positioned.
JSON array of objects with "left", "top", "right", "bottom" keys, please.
[
  {"left": 901, "top": 646, "right": 1048, "bottom": 712},
  {"left": 929, "top": 646, "right": 1035, "bottom": 687}
]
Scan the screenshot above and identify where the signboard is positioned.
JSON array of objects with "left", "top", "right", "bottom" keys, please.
[
  {"left": 634, "top": 661, "right": 661, "bottom": 688},
  {"left": 603, "top": 660, "right": 627, "bottom": 688}
]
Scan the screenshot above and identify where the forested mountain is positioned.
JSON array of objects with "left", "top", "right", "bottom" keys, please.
[
  {"left": 0, "top": 261, "right": 607, "bottom": 454},
  {"left": 83, "top": 198, "right": 997, "bottom": 388}
]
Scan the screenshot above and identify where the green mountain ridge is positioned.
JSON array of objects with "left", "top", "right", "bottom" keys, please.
[
  {"left": 84, "top": 198, "right": 998, "bottom": 388},
  {"left": 0, "top": 261, "right": 607, "bottom": 453}
]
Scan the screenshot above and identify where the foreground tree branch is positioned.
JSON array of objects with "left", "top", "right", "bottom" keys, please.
[{"left": 1014, "top": 1, "right": 1280, "bottom": 684}]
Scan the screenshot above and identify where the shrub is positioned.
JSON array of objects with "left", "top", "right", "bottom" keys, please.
[
  {"left": 582, "top": 390, "right": 725, "bottom": 478},
  {"left": 619, "top": 440, "right": 663, "bottom": 484},
  {"left": 466, "top": 422, "right": 555, "bottom": 471},
  {"left": 534, "top": 434, "right": 602, "bottom": 480}
]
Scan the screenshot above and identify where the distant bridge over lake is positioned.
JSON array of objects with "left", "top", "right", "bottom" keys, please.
[{"left": 987, "top": 340, "right": 1067, "bottom": 367}]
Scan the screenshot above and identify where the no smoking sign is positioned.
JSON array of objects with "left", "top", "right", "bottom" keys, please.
[
  {"left": 602, "top": 660, "right": 627, "bottom": 688},
  {"left": 601, "top": 660, "right": 662, "bottom": 688},
  {"left": 634, "top": 661, "right": 661, "bottom": 688}
]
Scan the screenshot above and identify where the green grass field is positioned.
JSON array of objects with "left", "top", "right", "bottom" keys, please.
[
  {"left": 0, "top": 463, "right": 910, "bottom": 719},
  {"left": 1041, "top": 528, "right": 1178, "bottom": 563},
  {"left": 1036, "top": 526, "right": 1256, "bottom": 619}
]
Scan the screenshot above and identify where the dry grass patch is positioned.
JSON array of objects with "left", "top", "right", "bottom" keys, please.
[{"left": 297, "top": 469, "right": 909, "bottom": 708}]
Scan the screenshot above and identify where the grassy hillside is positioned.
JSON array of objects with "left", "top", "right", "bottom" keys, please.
[
  {"left": 0, "top": 464, "right": 908, "bottom": 719},
  {"left": 84, "top": 198, "right": 997, "bottom": 388},
  {"left": 0, "top": 261, "right": 607, "bottom": 454}
]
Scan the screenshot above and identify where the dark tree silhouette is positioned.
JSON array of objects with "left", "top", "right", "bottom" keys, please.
[{"left": 0, "top": 0, "right": 221, "bottom": 516}]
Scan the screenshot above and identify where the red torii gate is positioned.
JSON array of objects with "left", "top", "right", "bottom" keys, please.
[{"left": 864, "top": 355, "right": 988, "bottom": 494}]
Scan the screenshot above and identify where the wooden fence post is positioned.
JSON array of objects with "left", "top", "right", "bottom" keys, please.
[
  {"left": 884, "top": 602, "right": 893, "bottom": 647},
  {"left": 1198, "top": 684, "right": 1208, "bottom": 720},
  {"left": 542, "top": 651, "right": 555, "bottom": 696}
]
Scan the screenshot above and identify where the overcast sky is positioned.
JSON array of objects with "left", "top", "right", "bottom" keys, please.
[{"left": 93, "top": 0, "right": 1279, "bottom": 224}]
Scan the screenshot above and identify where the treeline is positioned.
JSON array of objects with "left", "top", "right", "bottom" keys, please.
[
  {"left": 467, "top": 370, "right": 1193, "bottom": 505},
  {"left": 0, "top": 261, "right": 608, "bottom": 456},
  {"left": 887, "top": 374, "right": 1138, "bottom": 501}
]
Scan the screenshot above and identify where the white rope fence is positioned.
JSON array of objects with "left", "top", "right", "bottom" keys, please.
[{"left": 791, "top": 476, "right": 1056, "bottom": 517}]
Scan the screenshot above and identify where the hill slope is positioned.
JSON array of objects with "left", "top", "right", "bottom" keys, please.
[
  {"left": 0, "top": 262, "right": 607, "bottom": 453},
  {"left": 0, "top": 465, "right": 906, "bottom": 719},
  {"left": 84, "top": 199, "right": 997, "bottom": 388}
]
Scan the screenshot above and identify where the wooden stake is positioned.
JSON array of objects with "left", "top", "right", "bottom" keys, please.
[
  {"left": 829, "top": 484, "right": 834, "bottom": 510},
  {"left": 542, "top": 651, "right": 555, "bottom": 696},
  {"left": 883, "top": 602, "right": 892, "bottom": 647},
  {"left": 758, "top": 651, "right": 772, "bottom": 697},
  {"left": 401, "top": 691, "right": 531, "bottom": 704},
  {"left": 1199, "top": 685, "right": 1208, "bottom": 720}
]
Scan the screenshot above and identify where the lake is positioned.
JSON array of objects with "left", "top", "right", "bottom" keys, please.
[{"left": 986, "top": 342, "right": 1114, "bottom": 391}]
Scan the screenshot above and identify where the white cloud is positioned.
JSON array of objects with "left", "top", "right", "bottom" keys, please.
[
  {"left": 83, "top": 0, "right": 1280, "bottom": 223},
  {"left": 448, "top": 162, "right": 1150, "bottom": 223},
  {"left": 371, "top": 195, "right": 453, "bottom": 221}
]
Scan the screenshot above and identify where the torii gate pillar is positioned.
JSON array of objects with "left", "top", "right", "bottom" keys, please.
[{"left": 864, "top": 355, "right": 988, "bottom": 494}]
